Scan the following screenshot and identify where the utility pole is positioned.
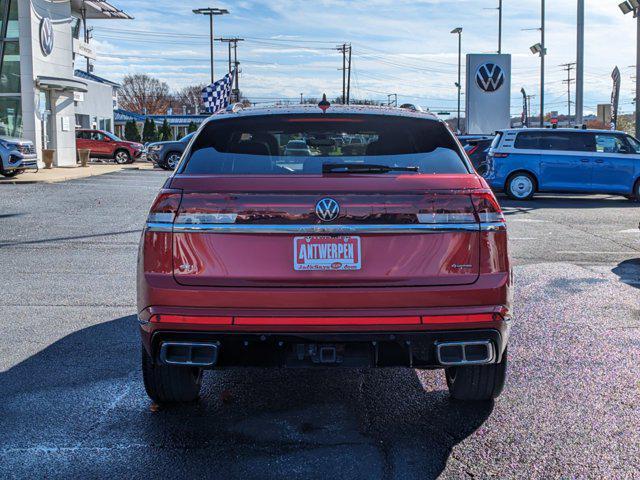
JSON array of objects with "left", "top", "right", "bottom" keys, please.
[
  {"left": 216, "top": 37, "right": 244, "bottom": 100},
  {"left": 637, "top": 12, "right": 640, "bottom": 138},
  {"left": 540, "top": 0, "right": 546, "bottom": 127},
  {"left": 346, "top": 44, "right": 352, "bottom": 104},
  {"left": 193, "top": 7, "right": 229, "bottom": 84},
  {"left": 300, "top": 93, "right": 303, "bottom": 104},
  {"left": 575, "top": 0, "right": 584, "bottom": 125},
  {"left": 561, "top": 62, "right": 576, "bottom": 124},
  {"left": 526, "top": 95, "right": 536, "bottom": 127},
  {"left": 386, "top": 94, "right": 397, "bottom": 107},
  {"left": 337, "top": 43, "right": 348, "bottom": 104}
]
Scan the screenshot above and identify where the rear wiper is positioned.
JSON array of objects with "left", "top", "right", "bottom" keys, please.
[{"left": 322, "top": 163, "right": 419, "bottom": 174}]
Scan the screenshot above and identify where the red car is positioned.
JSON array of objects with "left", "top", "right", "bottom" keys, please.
[
  {"left": 75, "top": 129, "right": 144, "bottom": 164},
  {"left": 138, "top": 103, "right": 512, "bottom": 403}
]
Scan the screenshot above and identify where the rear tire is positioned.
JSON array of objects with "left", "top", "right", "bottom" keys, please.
[
  {"left": 141, "top": 345, "right": 203, "bottom": 404},
  {"left": 505, "top": 172, "right": 536, "bottom": 200},
  {"left": 630, "top": 179, "right": 640, "bottom": 202},
  {"left": 445, "top": 349, "right": 507, "bottom": 401}
]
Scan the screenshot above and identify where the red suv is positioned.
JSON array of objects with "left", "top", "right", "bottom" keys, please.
[
  {"left": 76, "top": 129, "right": 143, "bottom": 164},
  {"left": 138, "top": 104, "right": 512, "bottom": 403}
]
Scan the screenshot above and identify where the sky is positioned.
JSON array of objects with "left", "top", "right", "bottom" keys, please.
[{"left": 88, "top": 0, "right": 638, "bottom": 118}]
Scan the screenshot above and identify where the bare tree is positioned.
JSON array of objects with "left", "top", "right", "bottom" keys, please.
[
  {"left": 175, "top": 84, "right": 207, "bottom": 114},
  {"left": 119, "top": 74, "right": 171, "bottom": 114}
]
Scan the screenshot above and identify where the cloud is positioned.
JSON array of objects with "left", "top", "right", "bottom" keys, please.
[{"left": 90, "top": 0, "right": 634, "bottom": 114}]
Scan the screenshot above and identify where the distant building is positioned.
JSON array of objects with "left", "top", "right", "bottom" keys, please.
[
  {"left": 114, "top": 109, "right": 209, "bottom": 140},
  {"left": 0, "top": 0, "right": 131, "bottom": 167}
]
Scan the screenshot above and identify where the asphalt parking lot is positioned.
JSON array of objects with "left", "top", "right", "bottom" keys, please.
[{"left": 0, "top": 169, "right": 638, "bottom": 479}]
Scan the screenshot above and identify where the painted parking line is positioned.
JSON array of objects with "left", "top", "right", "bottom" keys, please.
[
  {"left": 506, "top": 218, "right": 548, "bottom": 223},
  {"left": 556, "top": 251, "right": 640, "bottom": 255}
]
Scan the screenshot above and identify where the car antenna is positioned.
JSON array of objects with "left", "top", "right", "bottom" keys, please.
[{"left": 318, "top": 94, "right": 330, "bottom": 113}]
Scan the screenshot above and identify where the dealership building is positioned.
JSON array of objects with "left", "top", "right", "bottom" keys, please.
[{"left": 0, "top": 0, "right": 130, "bottom": 167}]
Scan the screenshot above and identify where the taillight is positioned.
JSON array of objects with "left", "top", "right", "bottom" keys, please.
[
  {"left": 467, "top": 145, "right": 479, "bottom": 155},
  {"left": 146, "top": 189, "right": 182, "bottom": 224},
  {"left": 472, "top": 191, "right": 505, "bottom": 225},
  {"left": 417, "top": 195, "right": 476, "bottom": 224}
]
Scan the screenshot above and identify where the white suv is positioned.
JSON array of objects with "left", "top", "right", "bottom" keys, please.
[{"left": 0, "top": 136, "right": 38, "bottom": 178}]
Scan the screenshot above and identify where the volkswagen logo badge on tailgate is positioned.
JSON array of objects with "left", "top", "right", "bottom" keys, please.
[{"left": 315, "top": 198, "right": 340, "bottom": 222}]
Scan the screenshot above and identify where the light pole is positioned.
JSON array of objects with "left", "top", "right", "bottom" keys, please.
[
  {"left": 193, "top": 7, "right": 229, "bottom": 84},
  {"left": 529, "top": 1, "right": 546, "bottom": 127},
  {"left": 498, "top": 0, "right": 503, "bottom": 54},
  {"left": 451, "top": 27, "right": 463, "bottom": 133},
  {"left": 619, "top": 0, "right": 640, "bottom": 138},
  {"left": 576, "top": 0, "right": 584, "bottom": 126}
]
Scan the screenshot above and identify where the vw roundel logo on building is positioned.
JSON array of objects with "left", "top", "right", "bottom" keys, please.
[
  {"left": 475, "top": 62, "right": 504, "bottom": 93},
  {"left": 40, "top": 17, "right": 54, "bottom": 57},
  {"left": 315, "top": 198, "right": 340, "bottom": 222}
]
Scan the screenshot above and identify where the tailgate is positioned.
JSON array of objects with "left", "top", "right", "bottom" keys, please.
[{"left": 169, "top": 176, "right": 482, "bottom": 288}]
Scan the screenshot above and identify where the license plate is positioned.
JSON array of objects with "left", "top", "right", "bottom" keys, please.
[{"left": 294, "top": 236, "right": 361, "bottom": 271}]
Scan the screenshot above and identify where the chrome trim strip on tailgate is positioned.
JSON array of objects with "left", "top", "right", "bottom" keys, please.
[{"left": 145, "top": 222, "right": 506, "bottom": 233}]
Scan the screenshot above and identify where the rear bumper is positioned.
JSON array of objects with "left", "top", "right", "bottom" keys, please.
[{"left": 140, "top": 311, "right": 511, "bottom": 368}]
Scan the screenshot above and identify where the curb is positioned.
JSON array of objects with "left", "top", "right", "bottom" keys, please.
[{"left": 0, "top": 164, "right": 157, "bottom": 185}]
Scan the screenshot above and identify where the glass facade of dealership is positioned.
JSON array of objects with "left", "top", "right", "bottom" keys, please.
[{"left": 0, "top": 0, "right": 21, "bottom": 137}]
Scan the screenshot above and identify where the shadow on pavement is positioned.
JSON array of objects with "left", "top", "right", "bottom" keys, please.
[
  {"left": 0, "top": 315, "right": 492, "bottom": 479},
  {"left": 497, "top": 194, "right": 635, "bottom": 215},
  {"left": 612, "top": 258, "right": 640, "bottom": 289}
]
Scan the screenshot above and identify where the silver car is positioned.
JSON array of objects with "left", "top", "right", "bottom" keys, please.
[
  {"left": 284, "top": 139, "right": 312, "bottom": 156},
  {"left": 0, "top": 136, "right": 38, "bottom": 178}
]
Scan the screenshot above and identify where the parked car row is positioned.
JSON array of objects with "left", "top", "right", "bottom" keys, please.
[
  {"left": 461, "top": 128, "right": 640, "bottom": 201},
  {"left": 2, "top": 127, "right": 191, "bottom": 177}
]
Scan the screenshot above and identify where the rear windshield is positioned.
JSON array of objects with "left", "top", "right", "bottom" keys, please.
[{"left": 182, "top": 114, "right": 469, "bottom": 175}]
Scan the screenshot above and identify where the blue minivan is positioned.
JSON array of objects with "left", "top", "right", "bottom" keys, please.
[{"left": 484, "top": 128, "right": 640, "bottom": 200}]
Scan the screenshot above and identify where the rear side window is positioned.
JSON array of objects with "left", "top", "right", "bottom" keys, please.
[
  {"left": 183, "top": 114, "right": 469, "bottom": 175},
  {"left": 514, "top": 132, "right": 544, "bottom": 149},
  {"left": 515, "top": 131, "right": 594, "bottom": 152},
  {"left": 594, "top": 134, "right": 627, "bottom": 153}
]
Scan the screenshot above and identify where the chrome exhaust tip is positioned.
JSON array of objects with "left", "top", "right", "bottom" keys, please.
[
  {"left": 159, "top": 341, "right": 219, "bottom": 367},
  {"left": 436, "top": 340, "right": 495, "bottom": 366}
]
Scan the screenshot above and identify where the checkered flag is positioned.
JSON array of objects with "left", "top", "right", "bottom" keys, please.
[{"left": 201, "top": 70, "right": 235, "bottom": 113}]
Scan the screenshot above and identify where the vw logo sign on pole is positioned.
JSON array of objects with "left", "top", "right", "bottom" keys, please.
[
  {"left": 315, "top": 198, "right": 340, "bottom": 222},
  {"left": 475, "top": 63, "right": 505, "bottom": 93},
  {"left": 40, "top": 17, "right": 54, "bottom": 57}
]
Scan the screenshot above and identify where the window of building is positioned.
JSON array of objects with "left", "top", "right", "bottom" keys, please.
[
  {"left": 0, "top": 0, "right": 21, "bottom": 137},
  {"left": 0, "top": 96, "right": 21, "bottom": 136}
]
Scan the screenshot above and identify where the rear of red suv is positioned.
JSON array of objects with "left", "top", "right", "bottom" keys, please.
[{"left": 137, "top": 105, "right": 512, "bottom": 403}]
